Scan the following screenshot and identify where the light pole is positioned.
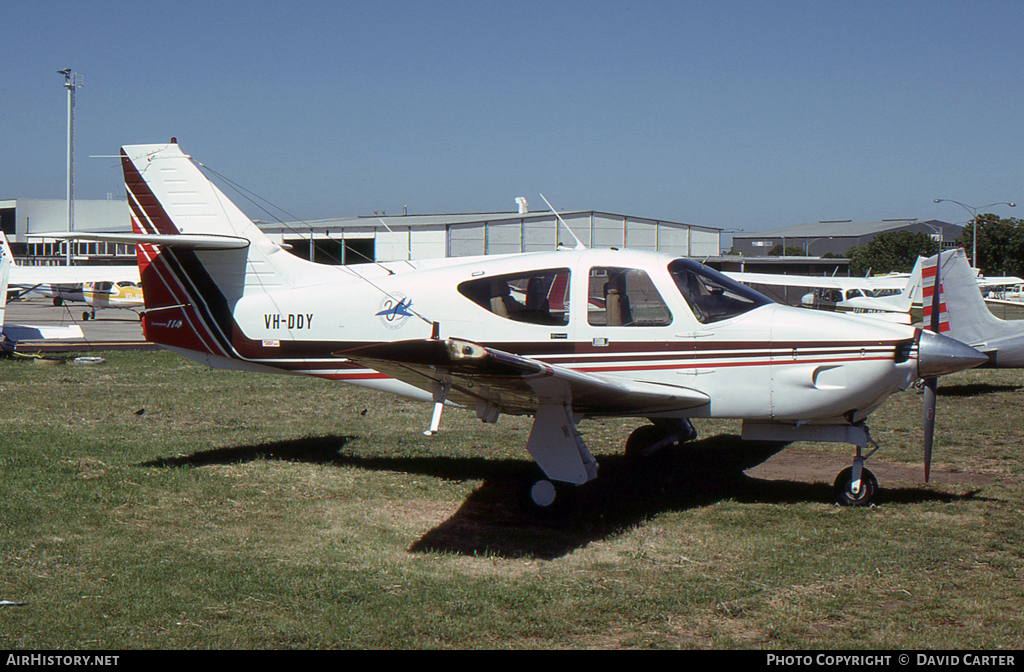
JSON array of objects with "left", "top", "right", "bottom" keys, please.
[
  {"left": 804, "top": 236, "right": 833, "bottom": 256},
  {"left": 58, "top": 69, "right": 83, "bottom": 266},
  {"left": 933, "top": 199, "right": 1015, "bottom": 270}
]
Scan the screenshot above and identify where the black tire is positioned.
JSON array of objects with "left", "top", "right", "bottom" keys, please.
[
  {"left": 625, "top": 424, "right": 668, "bottom": 461},
  {"left": 833, "top": 466, "right": 878, "bottom": 507}
]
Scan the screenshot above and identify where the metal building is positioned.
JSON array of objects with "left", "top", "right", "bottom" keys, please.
[
  {"left": 3, "top": 197, "right": 720, "bottom": 265},
  {"left": 731, "top": 219, "right": 961, "bottom": 257},
  {"left": 257, "top": 210, "right": 721, "bottom": 264},
  {"left": 0, "top": 198, "right": 135, "bottom": 265}
]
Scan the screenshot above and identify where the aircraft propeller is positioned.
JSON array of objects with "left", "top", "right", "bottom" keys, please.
[{"left": 922, "top": 249, "right": 942, "bottom": 482}]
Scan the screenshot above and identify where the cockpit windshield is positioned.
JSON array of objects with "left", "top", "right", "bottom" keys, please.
[{"left": 668, "top": 259, "right": 773, "bottom": 324}]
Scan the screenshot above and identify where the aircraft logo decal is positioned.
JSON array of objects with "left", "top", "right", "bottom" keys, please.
[{"left": 377, "top": 293, "right": 413, "bottom": 330}]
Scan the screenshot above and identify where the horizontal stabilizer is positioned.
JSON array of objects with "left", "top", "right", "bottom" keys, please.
[{"left": 32, "top": 232, "right": 250, "bottom": 250}]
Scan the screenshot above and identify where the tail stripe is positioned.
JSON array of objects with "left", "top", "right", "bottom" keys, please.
[
  {"left": 921, "top": 258, "right": 950, "bottom": 333},
  {"left": 125, "top": 179, "right": 234, "bottom": 358}
]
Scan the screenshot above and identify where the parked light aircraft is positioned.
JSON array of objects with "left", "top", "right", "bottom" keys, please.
[
  {"left": 728, "top": 262, "right": 1023, "bottom": 323},
  {"left": 46, "top": 280, "right": 144, "bottom": 321},
  {"left": 724, "top": 268, "right": 920, "bottom": 322},
  {"left": 921, "top": 248, "right": 1024, "bottom": 368},
  {"left": 49, "top": 142, "right": 989, "bottom": 508},
  {"left": 0, "top": 234, "right": 83, "bottom": 349},
  {"left": 9, "top": 262, "right": 141, "bottom": 322}
]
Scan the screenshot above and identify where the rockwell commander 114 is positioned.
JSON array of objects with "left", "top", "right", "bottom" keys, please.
[{"left": 49, "top": 141, "right": 988, "bottom": 509}]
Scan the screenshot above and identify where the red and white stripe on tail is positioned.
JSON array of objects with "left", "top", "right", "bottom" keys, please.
[{"left": 921, "top": 256, "right": 949, "bottom": 333}]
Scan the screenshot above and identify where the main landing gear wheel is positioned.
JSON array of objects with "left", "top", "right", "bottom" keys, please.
[
  {"left": 833, "top": 466, "right": 878, "bottom": 507},
  {"left": 625, "top": 425, "right": 668, "bottom": 461},
  {"left": 625, "top": 419, "right": 697, "bottom": 462}
]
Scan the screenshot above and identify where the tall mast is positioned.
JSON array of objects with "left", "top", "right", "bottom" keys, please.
[{"left": 58, "top": 69, "right": 82, "bottom": 265}]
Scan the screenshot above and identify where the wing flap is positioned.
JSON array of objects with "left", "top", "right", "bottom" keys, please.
[{"left": 336, "top": 338, "right": 710, "bottom": 416}]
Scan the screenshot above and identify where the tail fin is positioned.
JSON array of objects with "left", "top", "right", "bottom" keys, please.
[
  {"left": 922, "top": 247, "right": 1014, "bottom": 347},
  {"left": 121, "top": 142, "right": 306, "bottom": 293},
  {"left": 900, "top": 255, "right": 923, "bottom": 309},
  {"left": 873, "top": 256, "right": 924, "bottom": 315},
  {"left": 118, "top": 142, "right": 313, "bottom": 362}
]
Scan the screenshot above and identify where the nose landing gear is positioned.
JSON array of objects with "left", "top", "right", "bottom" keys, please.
[{"left": 834, "top": 430, "right": 880, "bottom": 507}]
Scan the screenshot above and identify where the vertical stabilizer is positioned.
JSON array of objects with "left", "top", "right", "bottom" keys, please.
[
  {"left": 121, "top": 142, "right": 314, "bottom": 360},
  {"left": 922, "top": 248, "right": 1008, "bottom": 347},
  {"left": 121, "top": 142, "right": 315, "bottom": 299},
  {"left": 899, "top": 256, "right": 923, "bottom": 310}
]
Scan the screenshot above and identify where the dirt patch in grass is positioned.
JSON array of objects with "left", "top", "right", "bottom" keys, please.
[{"left": 746, "top": 447, "right": 1005, "bottom": 487}]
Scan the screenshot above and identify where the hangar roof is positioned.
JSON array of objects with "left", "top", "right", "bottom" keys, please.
[
  {"left": 257, "top": 210, "right": 720, "bottom": 233},
  {"left": 734, "top": 219, "right": 951, "bottom": 239}
]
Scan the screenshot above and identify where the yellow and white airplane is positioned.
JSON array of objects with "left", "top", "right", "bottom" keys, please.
[
  {"left": 48, "top": 280, "right": 145, "bottom": 321},
  {"left": 6, "top": 255, "right": 141, "bottom": 322}
]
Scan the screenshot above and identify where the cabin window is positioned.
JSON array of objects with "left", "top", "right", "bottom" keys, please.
[
  {"left": 814, "top": 288, "right": 842, "bottom": 304},
  {"left": 458, "top": 268, "right": 571, "bottom": 326},
  {"left": 669, "top": 258, "right": 771, "bottom": 324},
  {"left": 587, "top": 267, "right": 671, "bottom": 326}
]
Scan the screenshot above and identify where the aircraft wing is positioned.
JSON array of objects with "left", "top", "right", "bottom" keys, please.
[
  {"left": 724, "top": 271, "right": 907, "bottom": 291},
  {"left": 335, "top": 338, "right": 710, "bottom": 417},
  {"left": 1, "top": 233, "right": 85, "bottom": 347},
  {"left": 10, "top": 265, "right": 140, "bottom": 286},
  {"left": 978, "top": 275, "right": 1024, "bottom": 288}
]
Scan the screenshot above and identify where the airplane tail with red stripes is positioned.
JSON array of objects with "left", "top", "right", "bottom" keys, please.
[
  {"left": 114, "top": 141, "right": 327, "bottom": 367},
  {"left": 921, "top": 247, "right": 1016, "bottom": 365},
  {"left": 920, "top": 252, "right": 949, "bottom": 334}
]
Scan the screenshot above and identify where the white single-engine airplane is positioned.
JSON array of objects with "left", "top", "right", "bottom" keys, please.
[
  {"left": 920, "top": 248, "right": 1024, "bottom": 368},
  {"left": 0, "top": 234, "right": 85, "bottom": 349},
  {"left": 50, "top": 142, "right": 989, "bottom": 508},
  {"left": 724, "top": 268, "right": 921, "bottom": 323}
]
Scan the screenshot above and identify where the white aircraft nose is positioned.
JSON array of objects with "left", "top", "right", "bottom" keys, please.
[{"left": 917, "top": 330, "right": 989, "bottom": 378}]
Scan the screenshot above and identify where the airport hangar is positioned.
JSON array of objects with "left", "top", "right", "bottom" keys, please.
[
  {"left": 729, "top": 218, "right": 963, "bottom": 258},
  {"left": 1, "top": 197, "right": 724, "bottom": 265},
  {"left": 10, "top": 198, "right": 965, "bottom": 285}
]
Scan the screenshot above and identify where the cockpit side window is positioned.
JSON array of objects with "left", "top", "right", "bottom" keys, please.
[
  {"left": 587, "top": 267, "right": 671, "bottom": 326},
  {"left": 458, "top": 268, "right": 570, "bottom": 326},
  {"left": 668, "top": 259, "right": 772, "bottom": 324}
]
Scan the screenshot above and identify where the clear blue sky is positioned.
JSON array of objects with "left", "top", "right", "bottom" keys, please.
[{"left": 3, "top": 0, "right": 1022, "bottom": 236}]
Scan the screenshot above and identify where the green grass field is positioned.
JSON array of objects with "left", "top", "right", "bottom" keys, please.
[{"left": 0, "top": 351, "right": 1021, "bottom": 649}]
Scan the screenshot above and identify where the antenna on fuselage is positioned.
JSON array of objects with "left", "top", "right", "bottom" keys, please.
[
  {"left": 378, "top": 218, "right": 415, "bottom": 268},
  {"left": 539, "top": 194, "right": 586, "bottom": 250}
]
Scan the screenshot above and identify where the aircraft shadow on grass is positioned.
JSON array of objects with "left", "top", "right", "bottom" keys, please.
[
  {"left": 142, "top": 433, "right": 984, "bottom": 561},
  {"left": 937, "top": 382, "right": 1023, "bottom": 397}
]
